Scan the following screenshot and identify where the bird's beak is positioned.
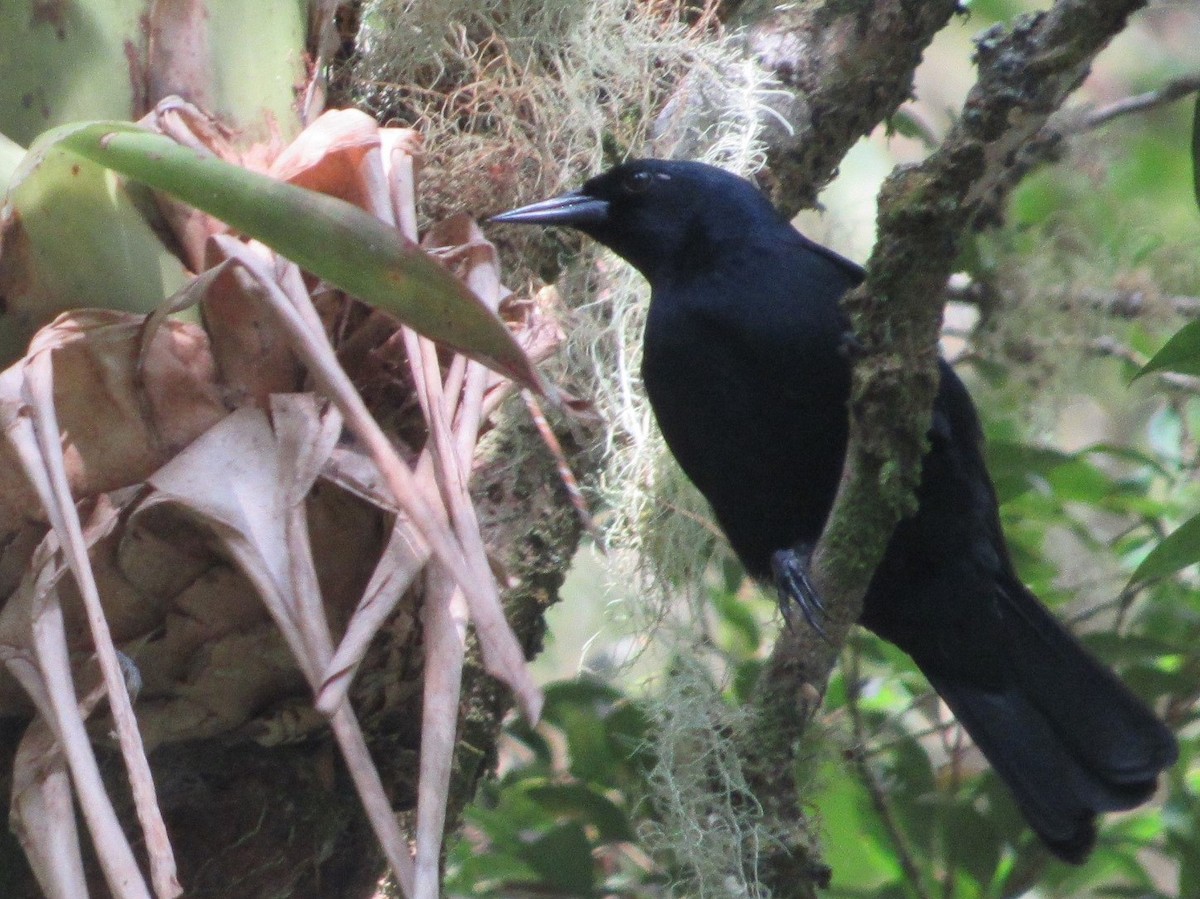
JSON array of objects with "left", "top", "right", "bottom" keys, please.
[{"left": 490, "top": 191, "right": 609, "bottom": 227}]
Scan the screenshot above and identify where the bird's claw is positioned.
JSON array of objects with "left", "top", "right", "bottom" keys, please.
[{"left": 771, "top": 547, "right": 830, "bottom": 641}]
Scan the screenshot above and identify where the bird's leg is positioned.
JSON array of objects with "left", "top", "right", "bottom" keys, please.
[{"left": 771, "top": 545, "right": 830, "bottom": 640}]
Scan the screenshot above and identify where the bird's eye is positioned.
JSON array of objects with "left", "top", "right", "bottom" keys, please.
[{"left": 622, "top": 170, "right": 654, "bottom": 195}]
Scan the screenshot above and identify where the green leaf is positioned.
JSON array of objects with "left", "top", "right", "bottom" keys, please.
[
  {"left": 523, "top": 782, "right": 637, "bottom": 842},
  {"left": 984, "top": 440, "right": 1073, "bottom": 503},
  {"left": 0, "top": 0, "right": 308, "bottom": 150},
  {"left": 447, "top": 848, "right": 539, "bottom": 895},
  {"left": 542, "top": 678, "right": 624, "bottom": 715},
  {"left": 48, "top": 121, "right": 542, "bottom": 389},
  {"left": 519, "top": 822, "right": 597, "bottom": 896},
  {"left": 1137, "top": 318, "right": 1200, "bottom": 380},
  {"left": 557, "top": 703, "right": 620, "bottom": 784},
  {"left": 1044, "top": 457, "right": 1116, "bottom": 504},
  {"left": 152, "top": 0, "right": 308, "bottom": 146},
  {"left": 711, "top": 587, "right": 761, "bottom": 651},
  {"left": 1193, "top": 91, "right": 1200, "bottom": 215},
  {"left": 810, "top": 757, "right": 905, "bottom": 891},
  {"left": 1131, "top": 512, "right": 1200, "bottom": 584}
]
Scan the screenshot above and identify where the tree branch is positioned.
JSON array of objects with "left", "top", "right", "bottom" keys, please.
[
  {"left": 1071, "top": 72, "right": 1200, "bottom": 131},
  {"left": 729, "top": 0, "right": 962, "bottom": 217}
]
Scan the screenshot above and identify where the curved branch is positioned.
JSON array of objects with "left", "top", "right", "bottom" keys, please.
[{"left": 731, "top": 0, "right": 962, "bottom": 216}]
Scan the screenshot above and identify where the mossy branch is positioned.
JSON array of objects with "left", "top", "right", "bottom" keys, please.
[
  {"left": 730, "top": 0, "right": 962, "bottom": 217},
  {"left": 736, "top": 0, "right": 1149, "bottom": 892}
]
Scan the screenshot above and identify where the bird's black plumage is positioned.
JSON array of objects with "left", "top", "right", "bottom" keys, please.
[{"left": 493, "top": 159, "right": 1177, "bottom": 863}]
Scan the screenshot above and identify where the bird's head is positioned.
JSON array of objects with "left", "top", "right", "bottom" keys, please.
[{"left": 491, "top": 159, "right": 783, "bottom": 281}]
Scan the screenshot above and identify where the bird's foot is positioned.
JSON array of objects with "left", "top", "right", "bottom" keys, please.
[{"left": 771, "top": 546, "right": 830, "bottom": 641}]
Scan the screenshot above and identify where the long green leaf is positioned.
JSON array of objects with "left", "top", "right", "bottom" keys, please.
[
  {"left": 51, "top": 121, "right": 541, "bottom": 389},
  {"left": 1131, "top": 512, "right": 1200, "bottom": 584}
]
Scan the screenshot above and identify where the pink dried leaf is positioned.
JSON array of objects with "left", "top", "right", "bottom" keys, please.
[{"left": 22, "top": 353, "right": 179, "bottom": 897}]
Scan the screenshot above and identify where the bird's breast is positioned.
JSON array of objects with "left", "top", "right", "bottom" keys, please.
[{"left": 641, "top": 290, "right": 850, "bottom": 572}]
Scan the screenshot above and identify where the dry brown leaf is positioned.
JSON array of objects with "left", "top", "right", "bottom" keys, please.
[
  {"left": 1, "top": 521, "right": 153, "bottom": 899},
  {"left": 314, "top": 510, "right": 427, "bottom": 715},
  {"left": 11, "top": 664, "right": 114, "bottom": 899},
  {"left": 204, "top": 236, "right": 543, "bottom": 720},
  {"left": 200, "top": 242, "right": 304, "bottom": 407},
  {"left": 9, "top": 345, "right": 179, "bottom": 897},
  {"left": 0, "top": 311, "right": 225, "bottom": 538},
  {"left": 414, "top": 566, "right": 469, "bottom": 899},
  {"left": 267, "top": 109, "right": 414, "bottom": 214},
  {"left": 141, "top": 403, "right": 418, "bottom": 896},
  {"left": 11, "top": 717, "right": 88, "bottom": 899}
]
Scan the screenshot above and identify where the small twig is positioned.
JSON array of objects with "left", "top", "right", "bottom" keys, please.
[
  {"left": 1076, "top": 288, "right": 1200, "bottom": 319},
  {"left": 1069, "top": 73, "right": 1200, "bottom": 132},
  {"left": 23, "top": 354, "right": 179, "bottom": 898},
  {"left": 845, "top": 648, "right": 933, "bottom": 899},
  {"left": 522, "top": 390, "right": 599, "bottom": 540}
]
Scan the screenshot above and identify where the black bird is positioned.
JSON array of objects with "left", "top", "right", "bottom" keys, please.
[{"left": 492, "top": 159, "right": 1177, "bottom": 863}]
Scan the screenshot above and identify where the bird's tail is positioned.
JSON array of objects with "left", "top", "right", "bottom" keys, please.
[{"left": 916, "top": 576, "right": 1177, "bottom": 863}]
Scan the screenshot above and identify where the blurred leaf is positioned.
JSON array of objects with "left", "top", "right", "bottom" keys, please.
[
  {"left": 542, "top": 678, "right": 624, "bottom": 717},
  {"left": 524, "top": 782, "right": 636, "bottom": 842},
  {"left": 1137, "top": 318, "right": 1200, "bottom": 380},
  {"left": 711, "top": 587, "right": 761, "bottom": 651},
  {"left": 1192, "top": 91, "right": 1200, "bottom": 214},
  {"left": 1130, "top": 511, "right": 1200, "bottom": 584},
  {"left": 985, "top": 440, "right": 1072, "bottom": 503},
  {"left": 811, "top": 758, "right": 904, "bottom": 892},
  {"left": 1044, "top": 457, "right": 1117, "bottom": 504},
  {"left": 51, "top": 121, "right": 542, "bottom": 388},
  {"left": 520, "top": 822, "right": 596, "bottom": 896},
  {"left": 557, "top": 703, "right": 620, "bottom": 784},
  {"left": 468, "top": 788, "right": 552, "bottom": 850},
  {"left": 503, "top": 718, "right": 556, "bottom": 771},
  {"left": 943, "top": 800, "right": 1002, "bottom": 887},
  {"left": 448, "top": 851, "right": 539, "bottom": 895},
  {"left": 884, "top": 732, "right": 938, "bottom": 853},
  {"left": 536, "top": 681, "right": 634, "bottom": 783},
  {"left": 1082, "top": 633, "right": 1180, "bottom": 671},
  {"left": 732, "top": 657, "right": 765, "bottom": 703},
  {"left": 885, "top": 109, "right": 938, "bottom": 148}
]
